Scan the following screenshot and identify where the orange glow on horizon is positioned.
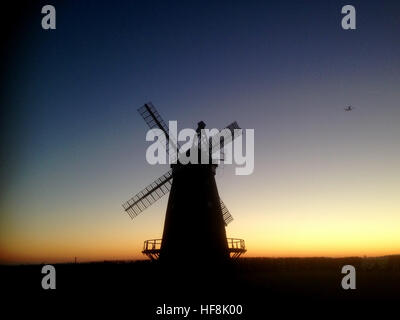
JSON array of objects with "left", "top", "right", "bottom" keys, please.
[{"left": 2, "top": 202, "right": 400, "bottom": 264}]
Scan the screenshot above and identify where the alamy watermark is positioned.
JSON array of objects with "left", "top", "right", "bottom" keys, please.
[{"left": 145, "top": 121, "right": 254, "bottom": 176}]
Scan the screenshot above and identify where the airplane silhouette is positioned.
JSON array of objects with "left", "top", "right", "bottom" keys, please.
[{"left": 344, "top": 106, "right": 354, "bottom": 111}]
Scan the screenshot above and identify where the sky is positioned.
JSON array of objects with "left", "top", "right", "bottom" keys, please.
[{"left": 1, "top": 0, "right": 400, "bottom": 263}]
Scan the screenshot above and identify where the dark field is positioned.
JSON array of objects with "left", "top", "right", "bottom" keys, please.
[{"left": 2, "top": 256, "right": 400, "bottom": 317}]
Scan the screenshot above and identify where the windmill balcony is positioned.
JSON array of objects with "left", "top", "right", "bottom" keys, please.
[
  {"left": 142, "top": 239, "right": 162, "bottom": 261},
  {"left": 227, "top": 238, "right": 247, "bottom": 258},
  {"left": 142, "top": 238, "right": 246, "bottom": 260}
]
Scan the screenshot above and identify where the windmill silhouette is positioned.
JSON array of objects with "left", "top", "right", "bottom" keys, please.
[{"left": 122, "top": 102, "right": 246, "bottom": 264}]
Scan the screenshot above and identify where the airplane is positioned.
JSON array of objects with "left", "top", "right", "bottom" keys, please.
[{"left": 344, "top": 106, "right": 354, "bottom": 111}]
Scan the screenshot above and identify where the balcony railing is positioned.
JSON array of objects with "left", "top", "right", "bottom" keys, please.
[
  {"left": 143, "top": 239, "right": 162, "bottom": 251},
  {"left": 227, "top": 238, "right": 246, "bottom": 258},
  {"left": 141, "top": 237, "right": 246, "bottom": 260},
  {"left": 227, "top": 238, "right": 245, "bottom": 249}
]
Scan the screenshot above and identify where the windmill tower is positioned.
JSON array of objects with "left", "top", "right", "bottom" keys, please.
[{"left": 122, "top": 103, "right": 246, "bottom": 264}]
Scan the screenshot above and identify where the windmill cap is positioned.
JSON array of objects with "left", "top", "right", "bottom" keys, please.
[{"left": 196, "top": 121, "right": 206, "bottom": 132}]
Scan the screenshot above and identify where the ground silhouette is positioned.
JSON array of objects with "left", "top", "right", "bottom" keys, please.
[{"left": 2, "top": 256, "right": 400, "bottom": 317}]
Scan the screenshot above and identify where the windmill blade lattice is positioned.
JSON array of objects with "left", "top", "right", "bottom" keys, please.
[
  {"left": 138, "top": 102, "right": 180, "bottom": 161},
  {"left": 211, "top": 121, "right": 241, "bottom": 150},
  {"left": 122, "top": 170, "right": 173, "bottom": 219},
  {"left": 220, "top": 199, "right": 234, "bottom": 226}
]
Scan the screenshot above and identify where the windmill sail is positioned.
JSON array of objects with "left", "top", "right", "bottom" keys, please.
[
  {"left": 220, "top": 200, "right": 234, "bottom": 226},
  {"left": 122, "top": 170, "right": 173, "bottom": 219},
  {"left": 138, "top": 102, "right": 180, "bottom": 161},
  {"left": 211, "top": 121, "right": 241, "bottom": 150},
  {"left": 194, "top": 121, "right": 242, "bottom": 163},
  {"left": 210, "top": 121, "right": 242, "bottom": 161}
]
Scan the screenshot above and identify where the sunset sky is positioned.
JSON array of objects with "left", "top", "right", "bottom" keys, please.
[{"left": 1, "top": 0, "right": 400, "bottom": 264}]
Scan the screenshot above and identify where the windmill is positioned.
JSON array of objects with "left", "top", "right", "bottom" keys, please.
[{"left": 122, "top": 102, "right": 246, "bottom": 263}]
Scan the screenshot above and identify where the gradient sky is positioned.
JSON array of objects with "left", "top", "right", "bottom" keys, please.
[{"left": 1, "top": 0, "right": 400, "bottom": 263}]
